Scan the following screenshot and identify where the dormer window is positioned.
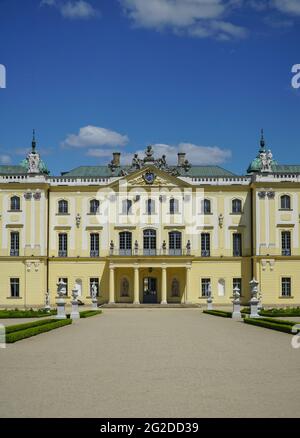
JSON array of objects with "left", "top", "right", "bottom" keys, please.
[{"left": 10, "top": 196, "right": 20, "bottom": 211}]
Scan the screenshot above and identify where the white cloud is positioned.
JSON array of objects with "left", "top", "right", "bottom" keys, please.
[
  {"left": 0, "top": 154, "right": 11, "bottom": 165},
  {"left": 40, "top": 0, "right": 100, "bottom": 20},
  {"left": 120, "top": 0, "right": 247, "bottom": 39},
  {"left": 87, "top": 142, "right": 232, "bottom": 166},
  {"left": 272, "top": 0, "right": 300, "bottom": 15},
  {"left": 62, "top": 125, "right": 129, "bottom": 148}
]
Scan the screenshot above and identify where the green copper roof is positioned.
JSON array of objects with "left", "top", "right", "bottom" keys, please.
[
  {"left": 273, "top": 165, "right": 300, "bottom": 173},
  {"left": 0, "top": 165, "right": 27, "bottom": 175},
  {"left": 61, "top": 165, "right": 237, "bottom": 178}
]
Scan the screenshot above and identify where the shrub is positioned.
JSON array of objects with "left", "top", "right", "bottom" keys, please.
[
  {"left": 244, "top": 317, "right": 297, "bottom": 334},
  {"left": 259, "top": 307, "right": 300, "bottom": 317},
  {"left": 0, "top": 309, "right": 56, "bottom": 318},
  {"left": 6, "top": 319, "right": 72, "bottom": 343},
  {"left": 80, "top": 310, "right": 102, "bottom": 318},
  {"left": 6, "top": 318, "right": 57, "bottom": 334},
  {"left": 203, "top": 310, "right": 232, "bottom": 318}
]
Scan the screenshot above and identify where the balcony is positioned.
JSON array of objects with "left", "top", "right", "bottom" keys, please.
[
  {"left": 282, "top": 249, "right": 291, "bottom": 256},
  {"left": 10, "top": 249, "right": 19, "bottom": 256},
  {"left": 110, "top": 248, "right": 191, "bottom": 257},
  {"left": 90, "top": 250, "right": 99, "bottom": 257},
  {"left": 201, "top": 250, "right": 210, "bottom": 257},
  {"left": 58, "top": 250, "right": 67, "bottom": 257}
]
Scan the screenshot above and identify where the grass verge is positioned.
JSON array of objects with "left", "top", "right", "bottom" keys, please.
[
  {"left": 203, "top": 310, "right": 232, "bottom": 318},
  {"left": 79, "top": 310, "right": 102, "bottom": 318}
]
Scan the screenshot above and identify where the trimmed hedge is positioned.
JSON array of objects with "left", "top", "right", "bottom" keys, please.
[
  {"left": 259, "top": 307, "right": 300, "bottom": 317},
  {"left": 6, "top": 319, "right": 72, "bottom": 343},
  {"left": 244, "top": 317, "right": 299, "bottom": 334},
  {"left": 0, "top": 309, "right": 56, "bottom": 318},
  {"left": 80, "top": 310, "right": 102, "bottom": 318},
  {"left": 6, "top": 318, "right": 56, "bottom": 334},
  {"left": 203, "top": 310, "right": 232, "bottom": 318}
]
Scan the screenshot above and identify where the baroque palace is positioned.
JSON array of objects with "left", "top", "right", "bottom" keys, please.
[{"left": 0, "top": 131, "right": 300, "bottom": 308}]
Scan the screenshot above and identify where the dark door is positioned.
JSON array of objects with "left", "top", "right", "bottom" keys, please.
[{"left": 143, "top": 277, "right": 157, "bottom": 303}]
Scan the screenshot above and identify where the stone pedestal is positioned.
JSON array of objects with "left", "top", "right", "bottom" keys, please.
[
  {"left": 55, "top": 297, "right": 66, "bottom": 319},
  {"left": 232, "top": 300, "right": 242, "bottom": 319},
  {"left": 91, "top": 299, "right": 98, "bottom": 310},
  {"left": 250, "top": 297, "right": 260, "bottom": 318},
  {"left": 71, "top": 299, "right": 80, "bottom": 319},
  {"left": 207, "top": 296, "right": 213, "bottom": 311}
]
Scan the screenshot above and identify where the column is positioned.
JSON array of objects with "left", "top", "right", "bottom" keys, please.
[
  {"left": 133, "top": 264, "right": 140, "bottom": 304},
  {"left": 161, "top": 264, "right": 167, "bottom": 304},
  {"left": 109, "top": 264, "right": 115, "bottom": 304},
  {"left": 185, "top": 263, "right": 192, "bottom": 304}
]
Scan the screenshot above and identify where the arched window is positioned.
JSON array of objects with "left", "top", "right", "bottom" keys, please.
[
  {"left": 169, "top": 231, "right": 182, "bottom": 255},
  {"left": 90, "top": 199, "right": 100, "bottom": 214},
  {"left": 203, "top": 199, "right": 211, "bottom": 214},
  {"left": 146, "top": 199, "right": 155, "bottom": 215},
  {"left": 120, "top": 277, "right": 130, "bottom": 297},
  {"left": 58, "top": 199, "right": 68, "bottom": 214},
  {"left": 281, "top": 195, "right": 291, "bottom": 210},
  {"left": 171, "top": 278, "right": 180, "bottom": 297},
  {"left": 119, "top": 231, "right": 132, "bottom": 255},
  {"left": 143, "top": 229, "right": 156, "bottom": 255},
  {"left": 169, "top": 198, "right": 179, "bottom": 214},
  {"left": 232, "top": 198, "right": 242, "bottom": 214},
  {"left": 10, "top": 196, "right": 20, "bottom": 211}
]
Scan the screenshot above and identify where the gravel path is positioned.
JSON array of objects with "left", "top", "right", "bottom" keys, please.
[{"left": 0, "top": 309, "right": 299, "bottom": 418}]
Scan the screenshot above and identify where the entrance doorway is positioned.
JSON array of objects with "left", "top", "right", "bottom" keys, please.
[{"left": 143, "top": 277, "right": 157, "bottom": 303}]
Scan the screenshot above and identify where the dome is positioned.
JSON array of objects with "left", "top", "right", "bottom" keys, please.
[{"left": 247, "top": 157, "right": 262, "bottom": 174}]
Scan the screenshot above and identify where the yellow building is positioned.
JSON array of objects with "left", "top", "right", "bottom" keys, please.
[{"left": 0, "top": 132, "right": 299, "bottom": 308}]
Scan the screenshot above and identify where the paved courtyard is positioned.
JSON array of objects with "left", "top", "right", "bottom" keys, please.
[{"left": 0, "top": 309, "right": 300, "bottom": 418}]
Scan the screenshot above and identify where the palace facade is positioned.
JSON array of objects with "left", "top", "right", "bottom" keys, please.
[{"left": 1, "top": 132, "right": 300, "bottom": 308}]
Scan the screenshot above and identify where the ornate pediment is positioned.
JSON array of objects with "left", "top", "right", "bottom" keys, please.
[{"left": 127, "top": 171, "right": 177, "bottom": 187}]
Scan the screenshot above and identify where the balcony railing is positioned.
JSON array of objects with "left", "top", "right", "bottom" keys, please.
[
  {"left": 90, "top": 250, "right": 99, "bottom": 257},
  {"left": 110, "top": 248, "right": 192, "bottom": 256},
  {"left": 58, "top": 250, "right": 68, "bottom": 257},
  {"left": 282, "top": 249, "right": 291, "bottom": 256},
  {"left": 10, "top": 249, "right": 19, "bottom": 256},
  {"left": 201, "top": 250, "right": 210, "bottom": 257}
]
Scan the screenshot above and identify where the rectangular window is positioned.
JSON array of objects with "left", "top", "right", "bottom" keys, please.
[
  {"left": 146, "top": 199, "right": 155, "bottom": 215},
  {"left": 201, "top": 233, "right": 210, "bottom": 257},
  {"left": 282, "top": 231, "right": 291, "bottom": 256},
  {"left": 233, "top": 233, "right": 242, "bottom": 257},
  {"left": 10, "top": 278, "right": 20, "bottom": 297},
  {"left": 90, "top": 278, "right": 99, "bottom": 297},
  {"left": 58, "top": 277, "right": 68, "bottom": 295},
  {"left": 201, "top": 278, "right": 211, "bottom": 297},
  {"left": 10, "top": 231, "right": 19, "bottom": 256},
  {"left": 122, "top": 199, "right": 132, "bottom": 215},
  {"left": 90, "top": 233, "right": 99, "bottom": 257},
  {"left": 58, "top": 233, "right": 68, "bottom": 257},
  {"left": 233, "top": 278, "right": 242, "bottom": 296},
  {"left": 281, "top": 277, "right": 291, "bottom": 297}
]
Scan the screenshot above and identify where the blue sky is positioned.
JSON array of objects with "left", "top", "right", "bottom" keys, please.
[{"left": 0, "top": 0, "right": 299, "bottom": 176}]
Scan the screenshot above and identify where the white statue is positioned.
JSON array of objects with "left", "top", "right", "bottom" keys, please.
[
  {"left": 27, "top": 152, "right": 40, "bottom": 174},
  {"left": 57, "top": 278, "right": 67, "bottom": 297},
  {"left": 45, "top": 290, "right": 50, "bottom": 307},
  {"left": 91, "top": 281, "right": 98, "bottom": 299}
]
